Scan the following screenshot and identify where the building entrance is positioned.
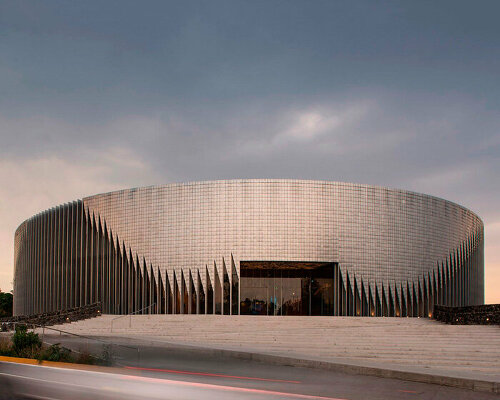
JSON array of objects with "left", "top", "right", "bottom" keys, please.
[{"left": 239, "top": 261, "right": 336, "bottom": 316}]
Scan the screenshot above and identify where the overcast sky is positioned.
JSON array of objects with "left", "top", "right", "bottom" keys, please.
[{"left": 0, "top": 1, "right": 499, "bottom": 302}]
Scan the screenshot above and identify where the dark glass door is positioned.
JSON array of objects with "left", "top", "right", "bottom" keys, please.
[{"left": 240, "top": 261, "right": 336, "bottom": 316}]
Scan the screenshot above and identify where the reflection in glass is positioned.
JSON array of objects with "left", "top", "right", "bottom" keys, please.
[
  {"left": 190, "top": 271, "right": 196, "bottom": 314},
  {"left": 173, "top": 271, "right": 180, "bottom": 314},
  {"left": 223, "top": 262, "right": 230, "bottom": 315},
  {"left": 240, "top": 262, "right": 336, "bottom": 316},
  {"left": 198, "top": 270, "right": 205, "bottom": 314},
  {"left": 181, "top": 270, "right": 188, "bottom": 314},
  {"left": 214, "top": 263, "right": 222, "bottom": 315},
  {"left": 231, "top": 260, "right": 239, "bottom": 315},
  {"left": 206, "top": 266, "right": 213, "bottom": 314}
]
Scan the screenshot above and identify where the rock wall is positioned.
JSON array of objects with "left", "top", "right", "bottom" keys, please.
[
  {"left": 433, "top": 304, "right": 499, "bottom": 325},
  {"left": 0, "top": 303, "right": 101, "bottom": 331}
]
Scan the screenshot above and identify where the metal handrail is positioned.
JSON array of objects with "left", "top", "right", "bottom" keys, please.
[
  {"left": 0, "top": 321, "right": 142, "bottom": 366},
  {"left": 110, "top": 303, "right": 156, "bottom": 332},
  {"left": 1, "top": 321, "right": 139, "bottom": 351}
]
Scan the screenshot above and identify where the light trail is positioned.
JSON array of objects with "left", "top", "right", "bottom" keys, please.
[
  {"left": 124, "top": 365, "right": 301, "bottom": 383},
  {"left": 123, "top": 374, "right": 348, "bottom": 399}
]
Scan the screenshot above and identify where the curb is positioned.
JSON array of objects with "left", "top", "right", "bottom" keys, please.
[
  {"left": 237, "top": 352, "right": 500, "bottom": 394},
  {"left": 0, "top": 355, "right": 122, "bottom": 374}
]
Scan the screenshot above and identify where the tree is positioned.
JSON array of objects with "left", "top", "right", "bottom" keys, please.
[{"left": 0, "top": 289, "right": 13, "bottom": 317}]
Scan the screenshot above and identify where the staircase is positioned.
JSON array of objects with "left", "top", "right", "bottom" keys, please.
[{"left": 49, "top": 315, "right": 500, "bottom": 379}]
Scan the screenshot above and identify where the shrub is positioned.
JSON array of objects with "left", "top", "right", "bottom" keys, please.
[
  {"left": 41, "top": 344, "right": 73, "bottom": 362},
  {"left": 0, "top": 291, "right": 13, "bottom": 317},
  {"left": 12, "top": 325, "right": 41, "bottom": 357},
  {"left": 0, "top": 336, "right": 14, "bottom": 356},
  {"left": 99, "top": 344, "right": 113, "bottom": 366},
  {"left": 1, "top": 326, "right": 112, "bottom": 366},
  {"left": 75, "top": 350, "right": 96, "bottom": 365}
]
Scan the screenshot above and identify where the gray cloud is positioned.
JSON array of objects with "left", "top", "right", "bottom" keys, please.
[{"left": 0, "top": 1, "right": 498, "bottom": 299}]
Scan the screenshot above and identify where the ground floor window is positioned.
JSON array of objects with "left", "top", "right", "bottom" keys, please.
[{"left": 239, "top": 261, "right": 335, "bottom": 316}]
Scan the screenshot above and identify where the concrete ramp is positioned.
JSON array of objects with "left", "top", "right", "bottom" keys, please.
[{"left": 49, "top": 315, "right": 500, "bottom": 391}]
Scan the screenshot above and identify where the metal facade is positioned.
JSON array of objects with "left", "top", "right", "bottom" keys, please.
[{"left": 13, "top": 179, "right": 484, "bottom": 316}]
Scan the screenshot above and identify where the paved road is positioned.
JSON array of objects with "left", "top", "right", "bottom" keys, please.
[
  {"left": 1, "top": 334, "right": 495, "bottom": 400},
  {"left": 2, "top": 359, "right": 497, "bottom": 400}
]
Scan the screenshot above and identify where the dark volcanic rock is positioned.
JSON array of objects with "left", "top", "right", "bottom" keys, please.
[
  {"left": 0, "top": 303, "right": 102, "bottom": 331},
  {"left": 433, "top": 304, "right": 500, "bottom": 325}
]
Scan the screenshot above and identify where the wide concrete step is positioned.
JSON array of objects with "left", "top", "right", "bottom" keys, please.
[{"left": 44, "top": 315, "right": 500, "bottom": 379}]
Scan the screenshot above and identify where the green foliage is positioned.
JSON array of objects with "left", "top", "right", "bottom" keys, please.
[
  {"left": 75, "top": 351, "right": 96, "bottom": 365},
  {"left": 0, "top": 290, "right": 13, "bottom": 317},
  {"left": 0, "top": 336, "right": 14, "bottom": 356},
  {"left": 99, "top": 344, "right": 113, "bottom": 366},
  {"left": 40, "top": 343, "right": 74, "bottom": 362},
  {"left": 12, "top": 325, "right": 42, "bottom": 357},
  {"left": 0, "top": 326, "right": 113, "bottom": 366}
]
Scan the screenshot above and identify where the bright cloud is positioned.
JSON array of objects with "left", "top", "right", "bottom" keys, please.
[{"left": 0, "top": 151, "right": 161, "bottom": 292}]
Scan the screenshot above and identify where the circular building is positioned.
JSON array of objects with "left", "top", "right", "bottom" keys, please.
[{"left": 13, "top": 179, "right": 484, "bottom": 317}]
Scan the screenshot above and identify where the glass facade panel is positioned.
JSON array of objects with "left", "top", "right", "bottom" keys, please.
[{"left": 240, "top": 261, "right": 335, "bottom": 316}]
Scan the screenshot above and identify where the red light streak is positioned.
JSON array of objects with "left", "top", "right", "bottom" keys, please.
[
  {"left": 124, "top": 365, "right": 301, "bottom": 383},
  {"left": 122, "top": 374, "right": 348, "bottom": 399}
]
